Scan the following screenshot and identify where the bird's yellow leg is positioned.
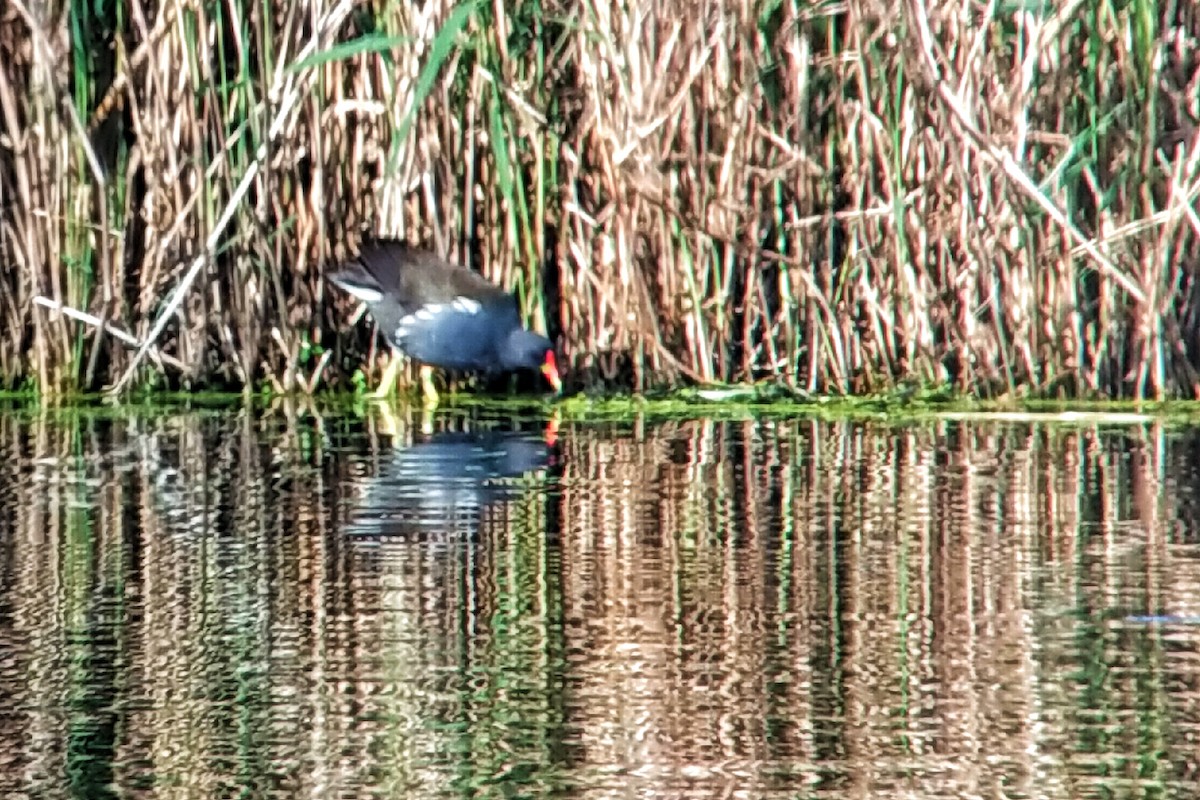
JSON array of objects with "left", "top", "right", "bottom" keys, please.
[
  {"left": 372, "top": 353, "right": 403, "bottom": 399},
  {"left": 420, "top": 364, "right": 439, "bottom": 408}
]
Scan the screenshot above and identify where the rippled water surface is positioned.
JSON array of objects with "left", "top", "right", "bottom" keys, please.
[{"left": 2, "top": 404, "right": 1200, "bottom": 799}]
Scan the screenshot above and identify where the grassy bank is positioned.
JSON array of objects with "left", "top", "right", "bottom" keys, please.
[
  {"left": 6, "top": 383, "right": 1200, "bottom": 431},
  {"left": 1, "top": 0, "right": 1197, "bottom": 400}
]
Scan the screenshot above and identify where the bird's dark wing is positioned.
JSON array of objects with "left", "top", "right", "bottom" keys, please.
[{"left": 355, "top": 240, "right": 515, "bottom": 312}]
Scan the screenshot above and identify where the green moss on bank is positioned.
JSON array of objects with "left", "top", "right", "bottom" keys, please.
[{"left": 4, "top": 380, "right": 1200, "bottom": 426}]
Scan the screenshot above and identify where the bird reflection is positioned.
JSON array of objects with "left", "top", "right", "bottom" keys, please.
[{"left": 340, "top": 425, "right": 558, "bottom": 538}]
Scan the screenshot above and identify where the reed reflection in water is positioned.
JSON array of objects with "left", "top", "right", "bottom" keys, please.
[{"left": 0, "top": 406, "right": 1199, "bottom": 799}]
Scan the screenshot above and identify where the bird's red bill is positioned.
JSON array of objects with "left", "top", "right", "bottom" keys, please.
[{"left": 541, "top": 351, "right": 562, "bottom": 393}]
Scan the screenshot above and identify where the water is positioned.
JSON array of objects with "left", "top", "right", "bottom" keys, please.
[{"left": 1, "top": 404, "right": 1199, "bottom": 799}]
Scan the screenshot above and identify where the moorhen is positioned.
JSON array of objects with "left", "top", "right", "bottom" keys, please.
[{"left": 327, "top": 240, "right": 563, "bottom": 404}]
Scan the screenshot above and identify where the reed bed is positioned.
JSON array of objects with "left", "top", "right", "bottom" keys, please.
[{"left": 0, "top": 0, "right": 1197, "bottom": 398}]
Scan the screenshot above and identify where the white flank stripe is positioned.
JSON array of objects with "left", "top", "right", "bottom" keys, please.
[
  {"left": 452, "top": 296, "right": 482, "bottom": 314},
  {"left": 341, "top": 285, "right": 384, "bottom": 304},
  {"left": 394, "top": 313, "right": 417, "bottom": 340}
]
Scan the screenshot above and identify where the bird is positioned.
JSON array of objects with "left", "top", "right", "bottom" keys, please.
[{"left": 326, "top": 239, "right": 563, "bottom": 405}]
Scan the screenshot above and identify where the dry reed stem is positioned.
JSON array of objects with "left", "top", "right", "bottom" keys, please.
[{"left": 32, "top": 295, "right": 185, "bottom": 372}]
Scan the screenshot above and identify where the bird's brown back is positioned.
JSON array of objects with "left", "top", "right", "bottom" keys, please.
[{"left": 354, "top": 240, "right": 513, "bottom": 312}]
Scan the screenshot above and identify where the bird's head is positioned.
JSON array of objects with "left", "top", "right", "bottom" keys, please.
[{"left": 504, "top": 330, "right": 563, "bottom": 393}]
